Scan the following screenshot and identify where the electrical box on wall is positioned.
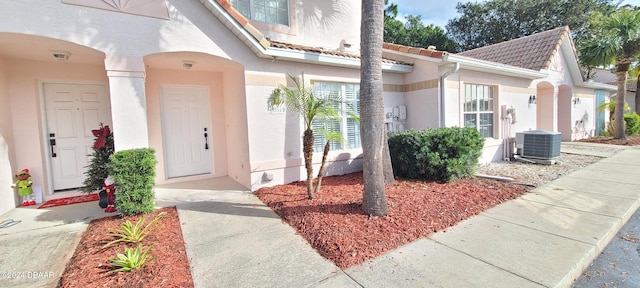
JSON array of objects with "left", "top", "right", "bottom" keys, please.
[
  {"left": 398, "top": 105, "right": 407, "bottom": 120},
  {"left": 384, "top": 107, "right": 393, "bottom": 123}
]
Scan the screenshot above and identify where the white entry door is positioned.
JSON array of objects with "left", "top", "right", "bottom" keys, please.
[
  {"left": 161, "top": 86, "right": 212, "bottom": 178},
  {"left": 44, "top": 83, "right": 111, "bottom": 191}
]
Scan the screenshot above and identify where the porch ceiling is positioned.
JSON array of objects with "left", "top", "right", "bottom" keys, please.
[{"left": 0, "top": 33, "right": 104, "bottom": 65}]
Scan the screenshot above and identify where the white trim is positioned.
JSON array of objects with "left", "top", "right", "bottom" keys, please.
[
  {"left": 580, "top": 81, "right": 617, "bottom": 91},
  {"left": 444, "top": 54, "right": 548, "bottom": 79}
]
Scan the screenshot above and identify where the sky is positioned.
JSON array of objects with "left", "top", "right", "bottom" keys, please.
[{"left": 392, "top": 0, "right": 640, "bottom": 29}]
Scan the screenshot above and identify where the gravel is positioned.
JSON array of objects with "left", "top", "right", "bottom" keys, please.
[{"left": 476, "top": 149, "right": 617, "bottom": 187}]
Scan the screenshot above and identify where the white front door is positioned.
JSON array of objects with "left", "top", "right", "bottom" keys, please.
[
  {"left": 44, "top": 83, "right": 111, "bottom": 191},
  {"left": 161, "top": 86, "right": 212, "bottom": 178}
]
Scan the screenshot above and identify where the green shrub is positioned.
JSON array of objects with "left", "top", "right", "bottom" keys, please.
[
  {"left": 624, "top": 112, "right": 640, "bottom": 136},
  {"left": 388, "top": 127, "right": 485, "bottom": 182},
  {"left": 109, "top": 148, "right": 156, "bottom": 216}
]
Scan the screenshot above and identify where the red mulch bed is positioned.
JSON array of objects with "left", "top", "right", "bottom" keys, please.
[
  {"left": 578, "top": 134, "right": 640, "bottom": 146},
  {"left": 56, "top": 135, "right": 639, "bottom": 284},
  {"left": 254, "top": 173, "right": 529, "bottom": 268},
  {"left": 57, "top": 207, "right": 193, "bottom": 288}
]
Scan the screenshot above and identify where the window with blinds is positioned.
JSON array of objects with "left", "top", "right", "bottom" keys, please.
[
  {"left": 463, "top": 84, "right": 494, "bottom": 138},
  {"left": 229, "top": 0, "right": 289, "bottom": 26},
  {"left": 311, "top": 82, "right": 361, "bottom": 152}
]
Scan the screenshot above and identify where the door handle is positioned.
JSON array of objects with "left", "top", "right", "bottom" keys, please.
[
  {"left": 203, "top": 128, "right": 209, "bottom": 150},
  {"left": 49, "top": 133, "right": 57, "bottom": 158}
]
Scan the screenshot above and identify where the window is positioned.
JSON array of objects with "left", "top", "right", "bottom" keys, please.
[
  {"left": 311, "top": 82, "right": 360, "bottom": 151},
  {"left": 230, "top": 0, "right": 289, "bottom": 26},
  {"left": 463, "top": 84, "right": 494, "bottom": 138}
]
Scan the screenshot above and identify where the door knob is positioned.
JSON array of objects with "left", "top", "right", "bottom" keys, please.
[
  {"left": 203, "top": 128, "right": 209, "bottom": 150},
  {"left": 49, "top": 133, "right": 57, "bottom": 158}
]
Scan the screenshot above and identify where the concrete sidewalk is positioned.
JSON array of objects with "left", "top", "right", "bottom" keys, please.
[
  {"left": 0, "top": 201, "right": 109, "bottom": 288},
  {"left": 0, "top": 143, "right": 638, "bottom": 287},
  {"left": 162, "top": 144, "right": 640, "bottom": 287},
  {"left": 341, "top": 147, "right": 640, "bottom": 288}
]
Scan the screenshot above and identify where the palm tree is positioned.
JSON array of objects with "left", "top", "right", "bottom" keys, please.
[
  {"left": 314, "top": 129, "right": 343, "bottom": 195},
  {"left": 597, "top": 98, "right": 631, "bottom": 135},
  {"left": 360, "top": 0, "right": 388, "bottom": 216},
  {"left": 580, "top": 7, "right": 640, "bottom": 139},
  {"left": 629, "top": 63, "right": 640, "bottom": 114},
  {"left": 268, "top": 74, "right": 340, "bottom": 199}
]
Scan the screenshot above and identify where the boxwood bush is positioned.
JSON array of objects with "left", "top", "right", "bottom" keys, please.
[
  {"left": 109, "top": 148, "right": 156, "bottom": 216},
  {"left": 624, "top": 112, "right": 640, "bottom": 136},
  {"left": 388, "top": 127, "right": 485, "bottom": 182}
]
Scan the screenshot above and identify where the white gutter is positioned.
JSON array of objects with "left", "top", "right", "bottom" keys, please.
[
  {"left": 439, "top": 63, "right": 459, "bottom": 127},
  {"left": 200, "top": 0, "right": 412, "bottom": 73},
  {"left": 265, "top": 47, "right": 413, "bottom": 73},
  {"left": 580, "top": 81, "right": 618, "bottom": 91},
  {"left": 444, "top": 54, "right": 548, "bottom": 79}
]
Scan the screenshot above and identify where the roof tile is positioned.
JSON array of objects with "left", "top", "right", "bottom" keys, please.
[
  {"left": 459, "top": 26, "right": 570, "bottom": 71},
  {"left": 382, "top": 42, "right": 448, "bottom": 59},
  {"left": 215, "top": 1, "right": 411, "bottom": 66},
  {"left": 270, "top": 41, "right": 411, "bottom": 65}
]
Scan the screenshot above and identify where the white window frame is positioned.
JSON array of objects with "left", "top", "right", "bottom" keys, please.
[
  {"left": 229, "top": 0, "right": 290, "bottom": 26},
  {"left": 463, "top": 83, "right": 495, "bottom": 138},
  {"left": 311, "top": 81, "right": 361, "bottom": 152}
]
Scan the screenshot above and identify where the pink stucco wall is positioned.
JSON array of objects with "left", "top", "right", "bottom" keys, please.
[{"left": 0, "top": 56, "right": 18, "bottom": 214}]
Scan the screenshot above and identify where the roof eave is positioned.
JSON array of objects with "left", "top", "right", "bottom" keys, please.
[
  {"left": 265, "top": 48, "right": 413, "bottom": 73},
  {"left": 445, "top": 54, "right": 548, "bottom": 79},
  {"left": 200, "top": 0, "right": 412, "bottom": 73},
  {"left": 558, "top": 34, "right": 589, "bottom": 86},
  {"left": 383, "top": 48, "right": 445, "bottom": 63},
  {"left": 580, "top": 81, "right": 618, "bottom": 91}
]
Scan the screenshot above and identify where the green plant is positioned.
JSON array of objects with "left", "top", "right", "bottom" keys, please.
[
  {"left": 80, "top": 123, "right": 114, "bottom": 193},
  {"left": 103, "top": 212, "right": 167, "bottom": 248},
  {"left": 388, "top": 127, "right": 485, "bottom": 182},
  {"left": 108, "top": 148, "right": 156, "bottom": 216},
  {"left": 624, "top": 112, "right": 640, "bottom": 135},
  {"left": 109, "top": 244, "right": 154, "bottom": 273},
  {"left": 267, "top": 74, "right": 342, "bottom": 199}
]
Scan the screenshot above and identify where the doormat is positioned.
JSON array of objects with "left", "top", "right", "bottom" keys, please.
[{"left": 38, "top": 193, "right": 99, "bottom": 209}]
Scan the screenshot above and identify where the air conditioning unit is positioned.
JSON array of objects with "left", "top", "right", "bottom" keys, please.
[{"left": 515, "top": 130, "right": 561, "bottom": 159}]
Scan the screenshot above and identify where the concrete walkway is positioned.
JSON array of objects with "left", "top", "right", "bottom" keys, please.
[
  {"left": 0, "top": 201, "right": 109, "bottom": 287},
  {"left": 0, "top": 143, "right": 639, "bottom": 287},
  {"left": 343, "top": 146, "right": 640, "bottom": 288}
]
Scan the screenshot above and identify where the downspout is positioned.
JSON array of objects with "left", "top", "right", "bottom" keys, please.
[{"left": 439, "top": 62, "right": 460, "bottom": 127}]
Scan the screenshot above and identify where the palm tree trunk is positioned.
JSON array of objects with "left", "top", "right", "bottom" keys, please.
[
  {"left": 382, "top": 132, "right": 395, "bottom": 184},
  {"left": 360, "top": 0, "right": 388, "bottom": 216},
  {"left": 636, "top": 74, "right": 640, "bottom": 115},
  {"left": 314, "top": 141, "right": 331, "bottom": 195},
  {"left": 303, "top": 129, "right": 315, "bottom": 199},
  {"left": 615, "top": 65, "right": 628, "bottom": 139}
]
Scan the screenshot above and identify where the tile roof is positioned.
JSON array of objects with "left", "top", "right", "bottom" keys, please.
[
  {"left": 214, "top": 0, "right": 411, "bottom": 66},
  {"left": 382, "top": 43, "right": 448, "bottom": 59},
  {"left": 607, "top": 81, "right": 638, "bottom": 92},
  {"left": 458, "top": 26, "right": 570, "bottom": 71},
  {"left": 270, "top": 41, "right": 411, "bottom": 65}
]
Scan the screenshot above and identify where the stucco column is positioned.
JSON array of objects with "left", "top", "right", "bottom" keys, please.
[
  {"left": 104, "top": 55, "right": 149, "bottom": 151},
  {"left": 0, "top": 132, "right": 16, "bottom": 214},
  {"left": 552, "top": 86, "right": 559, "bottom": 132}
]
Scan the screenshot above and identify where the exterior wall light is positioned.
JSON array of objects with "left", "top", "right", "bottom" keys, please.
[{"left": 182, "top": 61, "right": 195, "bottom": 70}]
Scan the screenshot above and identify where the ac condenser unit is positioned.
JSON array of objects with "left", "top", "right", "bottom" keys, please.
[{"left": 515, "top": 130, "right": 561, "bottom": 159}]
